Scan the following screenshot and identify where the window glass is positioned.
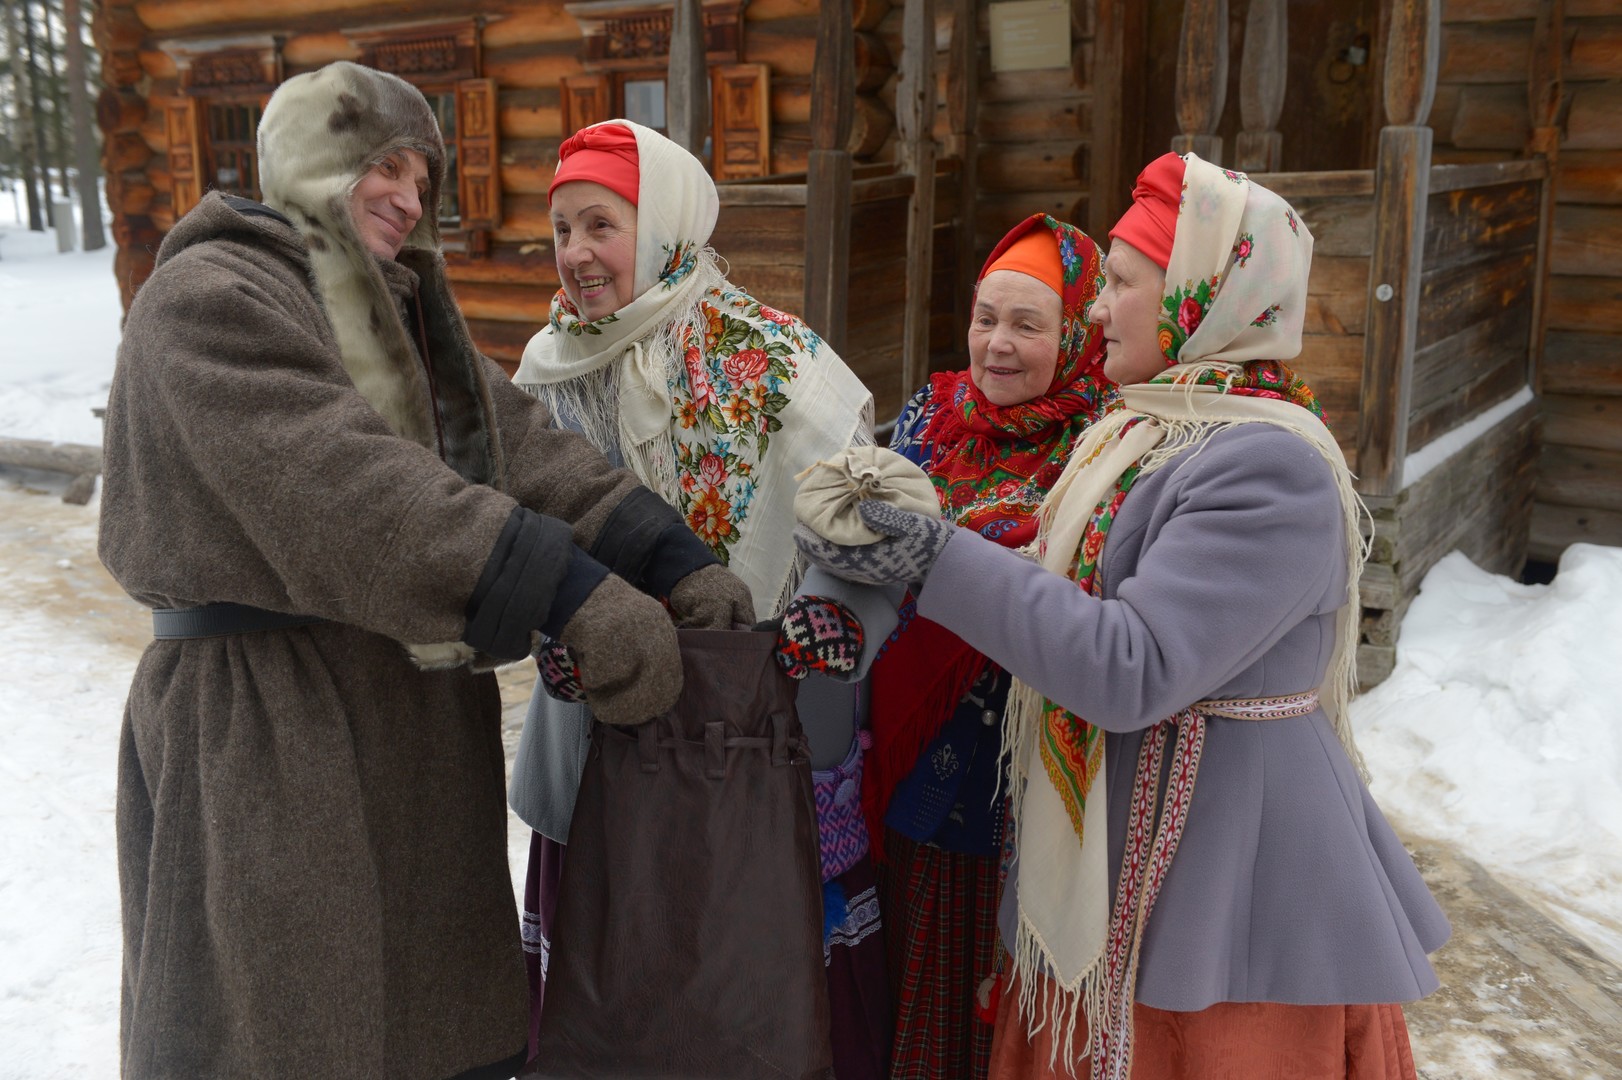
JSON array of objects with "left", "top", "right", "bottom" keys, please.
[
  {"left": 623, "top": 79, "right": 667, "bottom": 133},
  {"left": 421, "top": 90, "right": 461, "bottom": 224},
  {"left": 207, "top": 102, "right": 261, "bottom": 199}
]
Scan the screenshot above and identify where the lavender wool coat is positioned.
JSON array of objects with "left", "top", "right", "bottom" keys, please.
[{"left": 916, "top": 423, "right": 1450, "bottom": 1011}]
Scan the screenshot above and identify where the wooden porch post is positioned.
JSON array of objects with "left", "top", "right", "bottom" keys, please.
[
  {"left": 947, "top": 0, "right": 978, "bottom": 349},
  {"left": 1170, "top": 0, "right": 1227, "bottom": 163},
  {"left": 805, "top": 0, "right": 855, "bottom": 354},
  {"left": 1524, "top": 0, "right": 1565, "bottom": 394},
  {"left": 667, "top": 0, "right": 710, "bottom": 157},
  {"left": 1234, "top": 0, "right": 1285, "bottom": 173},
  {"left": 1356, "top": 0, "right": 1439, "bottom": 497},
  {"left": 1090, "top": 0, "right": 1145, "bottom": 242},
  {"left": 897, "top": 0, "right": 937, "bottom": 401}
]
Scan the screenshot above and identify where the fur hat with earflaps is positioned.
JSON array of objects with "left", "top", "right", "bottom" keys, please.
[
  {"left": 258, "top": 62, "right": 505, "bottom": 669},
  {"left": 253, "top": 62, "right": 489, "bottom": 476}
]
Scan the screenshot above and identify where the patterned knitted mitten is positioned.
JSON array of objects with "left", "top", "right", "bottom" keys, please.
[
  {"left": 535, "top": 641, "right": 586, "bottom": 704},
  {"left": 775, "top": 595, "right": 866, "bottom": 680},
  {"left": 793, "top": 500, "right": 954, "bottom": 589}
]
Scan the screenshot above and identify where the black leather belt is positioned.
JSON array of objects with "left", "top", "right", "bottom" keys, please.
[{"left": 152, "top": 602, "right": 327, "bottom": 639}]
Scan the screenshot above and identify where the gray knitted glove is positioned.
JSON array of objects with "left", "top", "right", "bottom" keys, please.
[
  {"left": 793, "top": 500, "right": 954, "bottom": 589},
  {"left": 557, "top": 574, "right": 682, "bottom": 726},
  {"left": 667, "top": 563, "right": 756, "bottom": 628}
]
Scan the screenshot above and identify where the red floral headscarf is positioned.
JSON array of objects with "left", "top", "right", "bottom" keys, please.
[{"left": 918, "top": 213, "right": 1115, "bottom": 547}]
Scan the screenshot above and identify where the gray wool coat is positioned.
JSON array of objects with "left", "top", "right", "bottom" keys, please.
[
  {"left": 916, "top": 423, "right": 1451, "bottom": 1010},
  {"left": 99, "top": 194, "right": 649, "bottom": 1080}
]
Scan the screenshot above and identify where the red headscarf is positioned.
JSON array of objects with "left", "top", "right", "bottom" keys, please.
[
  {"left": 549, "top": 122, "right": 641, "bottom": 206},
  {"left": 1109, "top": 152, "right": 1186, "bottom": 269},
  {"left": 918, "top": 213, "right": 1112, "bottom": 545}
]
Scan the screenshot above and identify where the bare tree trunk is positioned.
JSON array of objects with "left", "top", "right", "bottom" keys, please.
[
  {"left": 41, "top": 0, "right": 71, "bottom": 198},
  {"left": 3, "top": 0, "right": 45, "bottom": 229},
  {"left": 21, "top": 0, "right": 55, "bottom": 224},
  {"left": 63, "top": 0, "right": 100, "bottom": 248}
]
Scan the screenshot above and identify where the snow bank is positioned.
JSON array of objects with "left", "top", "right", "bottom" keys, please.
[
  {"left": 0, "top": 218, "right": 124, "bottom": 446},
  {"left": 1353, "top": 543, "right": 1622, "bottom": 964}
]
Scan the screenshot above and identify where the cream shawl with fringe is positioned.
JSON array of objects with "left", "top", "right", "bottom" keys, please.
[
  {"left": 516, "top": 120, "right": 873, "bottom": 619},
  {"left": 1001, "top": 153, "right": 1370, "bottom": 1076}
]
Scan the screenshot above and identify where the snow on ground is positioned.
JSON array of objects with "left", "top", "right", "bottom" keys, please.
[
  {"left": 0, "top": 486, "right": 128, "bottom": 1080},
  {"left": 3, "top": 201, "right": 1621, "bottom": 1077},
  {"left": 1352, "top": 543, "right": 1622, "bottom": 963},
  {"left": 0, "top": 196, "right": 124, "bottom": 446}
]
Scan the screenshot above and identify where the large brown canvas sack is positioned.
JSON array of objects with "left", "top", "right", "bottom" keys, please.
[{"left": 529, "top": 628, "right": 832, "bottom": 1079}]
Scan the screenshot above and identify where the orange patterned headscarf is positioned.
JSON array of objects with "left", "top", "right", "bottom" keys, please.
[{"left": 918, "top": 213, "right": 1114, "bottom": 546}]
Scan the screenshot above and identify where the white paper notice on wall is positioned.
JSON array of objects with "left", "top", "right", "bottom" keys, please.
[{"left": 989, "top": 0, "right": 1072, "bottom": 73}]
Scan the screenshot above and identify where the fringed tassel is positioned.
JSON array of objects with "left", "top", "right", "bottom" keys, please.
[{"left": 1009, "top": 912, "right": 1109, "bottom": 1078}]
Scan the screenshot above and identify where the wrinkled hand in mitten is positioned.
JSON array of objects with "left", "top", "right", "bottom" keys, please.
[
  {"left": 774, "top": 595, "right": 866, "bottom": 681},
  {"left": 557, "top": 574, "right": 682, "bottom": 725},
  {"left": 668, "top": 563, "right": 756, "bottom": 629},
  {"left": 793, "top": 500, "right": 954, "bottom": 590},
  {"left": 535, "top": 640, "right": 586, "bottom": 704}
]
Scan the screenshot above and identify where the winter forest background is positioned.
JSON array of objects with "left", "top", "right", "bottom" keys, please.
[
  {"left": 0, "top": 0, "right": 105, "bottom": 256},
  {"left": 3, "top": 0, "right": 1622, "bottom": 1075}
]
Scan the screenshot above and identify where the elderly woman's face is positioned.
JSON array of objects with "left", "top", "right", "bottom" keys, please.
[
  {"left": 967, "top": 270, "right": 1064, "bottom": 407},
  {"left": 1094, "top": 240, "right": 1168, "bottom": 385},
  {"left": 349, "top": 148, "right": 430, "bottom": 260},
  {"left": 550, "top": 181, "right": 638, "bottom": 321}
]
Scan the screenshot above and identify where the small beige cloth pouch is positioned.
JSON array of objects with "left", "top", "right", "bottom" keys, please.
[{"left": 794, "top": 445, "right": 941, "bottom": 545}]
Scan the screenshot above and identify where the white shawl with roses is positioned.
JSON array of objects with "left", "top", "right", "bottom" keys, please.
[{"left": 516, "top": 120, "right": 873, "bottom": 619}]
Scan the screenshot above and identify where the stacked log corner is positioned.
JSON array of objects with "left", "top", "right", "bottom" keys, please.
[{"left": 93, "top": 2, "right": 157, "bottom": 310}]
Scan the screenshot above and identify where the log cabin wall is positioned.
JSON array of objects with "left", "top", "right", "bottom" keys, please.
[
  {"left": 957, "top": 0, "right": 1091, "bottom": 256},
  {"left": 1427, "top": 0, "right": 1622, "bottom": 561},
  {"left": 709, "top": 162, "right": 960, "bottom": 422},
  {"left": 92, "top": 0, "right": 926, "bottom": 375}
]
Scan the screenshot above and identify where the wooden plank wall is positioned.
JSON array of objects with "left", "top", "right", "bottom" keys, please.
[
  {"left": 1429, "top": 0, "right": 1622, "bottom": 560},
  {"left": 1246, "top": 172, "right": 1374, "bottom": 462},
  {"left": 960, "top": 0, "right": 1092, "bottom": 257},
  {"left": 1408, "top": 162, "right": 1543, "bottom": 450},
  {"left": 1356, "top": 400, "right": 1538, "bottom": 684},
  {"left": 711, "top": 164, "right": 961, "bottom": 422},
  {"left": 1538, "top": 0, "right": 1622, "bottom": 557}
]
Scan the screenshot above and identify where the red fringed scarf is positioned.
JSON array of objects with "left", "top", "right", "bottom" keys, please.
[{"left": 864, "top": 215, "right": 1115, "bottom": 861}]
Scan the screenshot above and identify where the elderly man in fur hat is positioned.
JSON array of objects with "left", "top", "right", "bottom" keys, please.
[{"left": 98, "top": 61, "right": 753, "bottom": 1080}]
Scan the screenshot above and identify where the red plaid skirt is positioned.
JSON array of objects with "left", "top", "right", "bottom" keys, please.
[{"left": 881, "top": 829, "right": 1002, "bottom": 1080}]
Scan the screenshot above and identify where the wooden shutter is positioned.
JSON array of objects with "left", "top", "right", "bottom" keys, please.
[
  {"left": 164, "top": 97, "right": 205, "bottom": 219},
  {"left": 711, "top": 63, "right": 771, "bottom": 180},
  {"left": 559, "top": 74, "right": 611, "bottom": 138},
  {"left": 455, "top": 77, "right": 501, "bottom": 229}
]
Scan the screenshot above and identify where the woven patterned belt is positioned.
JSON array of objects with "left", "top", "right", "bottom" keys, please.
[
  {"left": 1095, "top": 687, "right": 1322, "bottom": 1080},
  {"left": 152, "top": 602, "right": 328, "bottom": 639}
]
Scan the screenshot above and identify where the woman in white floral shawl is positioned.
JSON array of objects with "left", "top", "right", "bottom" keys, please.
[{"left": 510, "top": 119, "right": 888, "bottom": 1074}]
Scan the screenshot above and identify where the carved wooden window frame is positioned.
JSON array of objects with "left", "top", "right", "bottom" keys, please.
[
  {"left": 157, "top": 36, "right": 283, "bottom": 220},
  {"left": 560, "top": 0, "right": 770, "bottom": 181},
  {"left": 345, "top": 19, "right": 501, "bottom": 258}
]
